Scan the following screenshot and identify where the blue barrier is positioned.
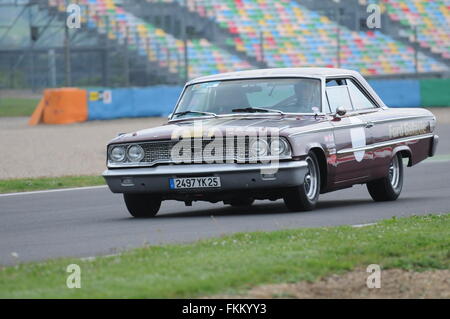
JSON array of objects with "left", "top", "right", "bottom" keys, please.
[
  {"left": 86, "top": 79, "right": 428, "bottom": 121},
  {"left": 87, "top": 86, "right": 183, "bottom": 120},
  {"left": 133, "top": 87, "right": 183, "bottom": 117},
  {"left": 368, "top": 79, "right": 421, "bottom": 108}
]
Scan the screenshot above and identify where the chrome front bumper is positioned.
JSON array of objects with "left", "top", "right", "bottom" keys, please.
[{"left": 103, "top": 161, "right": 308, "bottom": 194}]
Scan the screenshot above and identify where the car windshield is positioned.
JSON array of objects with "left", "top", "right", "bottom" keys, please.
[{"left": 173, "top": 78, "right": 321, "bottom": 119}]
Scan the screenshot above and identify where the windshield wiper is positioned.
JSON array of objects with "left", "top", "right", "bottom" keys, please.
[
  {"left": 173, "top": 110, "right": 217, "bottom": 118},
  {"left": 232, "top": 107, "right": 285, "bottom": 115}
]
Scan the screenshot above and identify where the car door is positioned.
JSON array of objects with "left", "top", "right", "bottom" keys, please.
[
  {"left": 345, "top": 78, "right": 388, "bottom": 176},
  {"left": 326, "top": 78, "right": 373, "bottom": 185}
]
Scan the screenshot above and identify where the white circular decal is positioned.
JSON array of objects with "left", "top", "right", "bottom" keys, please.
[{"left": 348, "top": 117, "right": 366, "bottom": 162}]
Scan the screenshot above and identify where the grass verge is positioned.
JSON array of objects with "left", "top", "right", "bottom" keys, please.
[
  {"left": 0, "top": 176, "right": 105, "bottom": 194},
  {"left": 0, "top": 214, "right": 448, "bottom": 298},
  {"left": 0, "top": 98, "right": 40, "bottom": 117}
]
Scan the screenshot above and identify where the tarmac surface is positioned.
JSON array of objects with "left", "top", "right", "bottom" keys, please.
[
  {"left": 1, "top": 157, "right": 449, "bottom": 265},
  {"left": 0, "top": 116, "right": 449, "bottom": 265}
]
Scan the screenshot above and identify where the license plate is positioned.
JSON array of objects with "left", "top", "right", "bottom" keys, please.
[{"left": 169, "top": 177, "right": 221, "bottom": 189}]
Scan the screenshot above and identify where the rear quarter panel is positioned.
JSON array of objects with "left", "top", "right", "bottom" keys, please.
[{"left": 367, "top": 108, "right": 436, "bottom": 179}]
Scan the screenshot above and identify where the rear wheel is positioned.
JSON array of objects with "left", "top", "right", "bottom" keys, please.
[
  {"left": 367, "top": 153, "right": 403, "bottom": 202},
  {"left": 284, "top": 152, "right": 321, "bottom": 211},
  {"left": 123, "top": 194, "right": 162, "bottom": 218}
]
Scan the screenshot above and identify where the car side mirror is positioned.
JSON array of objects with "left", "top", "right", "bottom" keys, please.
[
  {"left": 167, "top": 113, "right": 173, "bottom": 121},
  {"left": 335, "top": 106, "right": 347, "bottom": 117}
]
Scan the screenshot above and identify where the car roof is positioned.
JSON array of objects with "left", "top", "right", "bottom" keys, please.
[
  {"left": 186, "top": 67, "right": 388, "bottom": 109},
  {"left": 188, "top": 67, "right": 362, "bottom": 84}
]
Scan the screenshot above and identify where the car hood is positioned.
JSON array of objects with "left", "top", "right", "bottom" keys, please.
[{"left": 109, "top": 115, "right": 327, "bottom": 144}]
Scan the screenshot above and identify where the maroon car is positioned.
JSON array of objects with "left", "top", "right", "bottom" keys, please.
[{"left": 103, "top": 68, "right": 439, "bottom": 218}]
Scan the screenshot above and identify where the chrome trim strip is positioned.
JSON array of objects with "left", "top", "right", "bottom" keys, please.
[
  {"left": 337, "top": 133, "right": 434, "bottom": 154},
  {"left": 371, "top": 115, "right": 434, "bottom": 125},
  {"left": 103, "top": 161, "right": 307, "bottom": 177},
  {"left": 289, "top": 122, "right": 366, "bottom": 137},
  {"left": 288, "top": 115, "right": 434, "bottom": 137},
  {"left": 288, "top": 126, "right": 332, "bottom": 137},
  {"left": 350, "top": 109, "right": 379, "bottom": 115},
  {"left": 107, "top": 155, "right": 293, "bottom": 168},
  {"left": 332, "top": 123, "right": 367, "bottom": 130}
]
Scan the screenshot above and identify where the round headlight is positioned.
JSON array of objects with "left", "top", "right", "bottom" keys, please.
[
  {"left": 127, "top": 145, "right": 144, "bottom": 162},
  {"left": 270, "top": 138, "right": 288, "bottom": 156},
  {"left": 110, "top": 146, "right": 126, "bottom": 162},
  {"left": 249, "top": 138, "right": 268, "bottom": 157}
]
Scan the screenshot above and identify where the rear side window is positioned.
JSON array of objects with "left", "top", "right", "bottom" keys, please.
[
  {"left": 347, "top": 80, "right": 376, "bottom": 110},
  {"left": 326, "top": 79, "right": 346, "bottom": 87},
  {"left": 326, "top": 86, "right": 353, "bottom": 112}
]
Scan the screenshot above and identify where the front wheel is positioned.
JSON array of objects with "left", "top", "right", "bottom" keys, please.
[
  {"left": 367, "top": 153, "right": 404, "bottom": 202},
  {"left": 123, "top": 194, "right": 162, "bottom": 218},
  {"left": 283, "top": 152, "right": 321, "bottom": 211}
]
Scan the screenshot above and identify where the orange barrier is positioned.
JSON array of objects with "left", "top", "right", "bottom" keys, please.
[
  {"left": 28, "top": 98, "right": 45, "bottom": 126},
  {"left": 29, "top": 88, "right": 88, "bottom": 125}
]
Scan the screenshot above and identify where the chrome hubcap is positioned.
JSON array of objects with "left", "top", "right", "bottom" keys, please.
[
  {"left": 304, "top": 157, "right": 318, "bottom": 200},
  {"left": 389, "top": 156, "right": 400, "bottom": 189}
]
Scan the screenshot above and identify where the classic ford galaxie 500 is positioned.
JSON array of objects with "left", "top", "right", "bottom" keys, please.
[{"left": 103, "top": 68, "right": 439, "bottom": 217}]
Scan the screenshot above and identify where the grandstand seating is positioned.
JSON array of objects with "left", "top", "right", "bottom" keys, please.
[
  {"left": 47, "top": 0, "right": 252, "bottom": 79},
  {"left": 147, "top": 0, "right": 448, "bottom": 75},
  {"left": 381, "top": 0, "right": 450, "bottom": 59},
  {"left": 47, "top": 0, "right": 448, "bottom": 79}
]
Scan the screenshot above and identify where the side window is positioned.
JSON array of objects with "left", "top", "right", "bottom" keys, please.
[
  {"left": 347, "top": 80, "right": 376, "bottom": 110},
  {"left": 326, "top": 86, "right": 353, "bottom": 112}
]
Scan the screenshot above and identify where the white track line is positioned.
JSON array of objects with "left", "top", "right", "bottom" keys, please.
[
  {"left": 352, "top": 222, "right": 377, "bottom": 228},
  {"left": 80, "top": 253, "right": 120, "bottom": 262},
  {"left": 0, "top": 185, "right": 108, "bottom": 197}
]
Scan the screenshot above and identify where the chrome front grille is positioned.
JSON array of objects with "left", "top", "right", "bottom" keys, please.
[
  {"left": 142, "top": 140, "right": 177, "bottom": 164},
  {"left": 108, "top": 136, "right": 292, "bottom": 168},
  {"left": 139, "top": 138, "right": 250, "bottom": 165}
]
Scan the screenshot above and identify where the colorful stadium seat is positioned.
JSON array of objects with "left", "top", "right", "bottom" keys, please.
[
  {"left": 147, "top": 0, "right": 448, "bottom": 75},
  {"left": 48, "top": 0, "right": 252, "bottom": 79},
  {"left": 382, "top": 0, "right": 450, "bottom": 60},
  {"left": 49, "top": 0, "right": 448, "bottom": 77}
]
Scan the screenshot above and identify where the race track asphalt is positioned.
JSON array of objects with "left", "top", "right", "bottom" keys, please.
[{"left": 1, "top": 124, "right": 449, "bottom": 265}]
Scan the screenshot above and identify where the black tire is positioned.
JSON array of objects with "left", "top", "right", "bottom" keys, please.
[
  {"left": 229, "top": 198, "right": 255, "bottom": 207},
  {"left": 123, "top": 194, "right": 162, "bottom": 218},
  {"left": 283, "top": 152, "right": 321, "bottom": 211},
  {"left": 367, "top": 153, "right": 403, "bottom": 202}
]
